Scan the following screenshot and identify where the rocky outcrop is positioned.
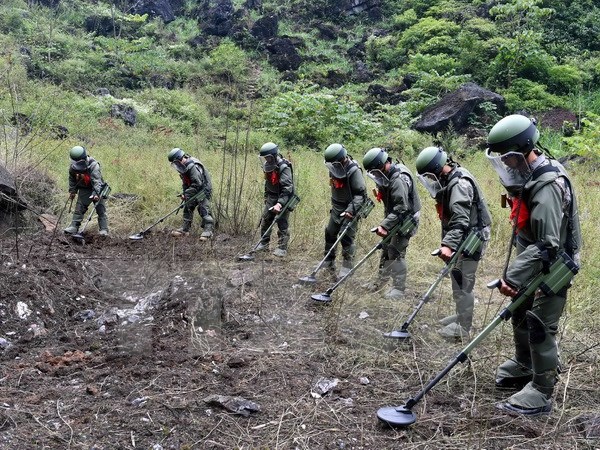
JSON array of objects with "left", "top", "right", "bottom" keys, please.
[
  {"left": 197, "top": 0, "right": 235, "bottom": 37},
  {"left": 264, "top": 38, "right": 302, "bottom": 72},
  {"left": 131, "top": 0, "right": 176, "bottom": 24},
  {"left": 251, "top": 14, "right": 278, "bottom": 40},
  {"left": 413, "top": 82, "right": 505, "bottom": 134},
  {"left": 110, "top": 104, "right": 137, "bottom": 127}
]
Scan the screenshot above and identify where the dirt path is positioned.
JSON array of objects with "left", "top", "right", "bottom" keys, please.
[{"left": 1, "top": 231, "right": 599, "bottom": 449}]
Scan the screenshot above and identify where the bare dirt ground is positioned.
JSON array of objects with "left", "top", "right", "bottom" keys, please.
[{"left": 1, "top": 227, "right": 599, "bottom": 449}]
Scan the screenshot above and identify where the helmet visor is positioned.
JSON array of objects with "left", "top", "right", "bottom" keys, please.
[
  {"left": 366, "top": 169, "right": 390, "bottom": 188},
  {"left": 259, "top": 155, "right": 277, "bottom": 172},
  {"left": 170, "top": 161, "right": 187, "bottom": 174},
  {"left": 418, "top": 173, "right": 443, "bottom": 198},
  {"left": 325, "top": 161, "right": 347, "bottom": 179},
  {"left": 70, "top": 159, "right": 87, "bottom": 172},
  {"left": 486, "top": 149, "right": 531, "bottom": 192}
]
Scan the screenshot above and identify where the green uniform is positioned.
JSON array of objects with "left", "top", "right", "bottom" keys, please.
[
  {"left": 260, "top": 157, "right": 295, "bottom": 251},
  {"left": 67, "top": 157, "right": 108, "bottom": 232},
  {"left": 324, "top": 159, "right": 366, "bottom": 269},
  {"left": 497, "top": 155, "right": 581, "bottom": 408},
  {"left": 436, "top": 166, "right": 491, "bottom": 331},
  {"left": 377, "top": 163, "right": 421, "bottom": 292},
  {"left": 179, "top": 158, "right": 214, "bottom": 233}
]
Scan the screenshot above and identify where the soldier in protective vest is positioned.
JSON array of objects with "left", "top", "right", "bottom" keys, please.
[
  {"left": 256, "top": 142, "right": 296, "bottom": 257},
  {"left": 322, "top": 143, "right": 367, "bottom": 279},
  {"left": 486, "top": 115, "right": 582, "bottom": 416},
  {"left": 362, "top": 148, "right": 421, "bottom": 300},
  {"left": 64, "top": 145, "right": 109, "bottom": 236},
  {"left": 167, "top": 148, "right": 214, "bottom": 240},
  {"left": 415, "top": 146, "right": 492, "bottom": 338}
]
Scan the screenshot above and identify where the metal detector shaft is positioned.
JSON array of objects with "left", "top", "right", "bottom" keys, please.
[
  {"left": 246, "top": 194, "right": 300, "bottom": 254},
  {"left": 392, "top": 232, "right": 475, "bottom": 335},
  {"left": 132, "top": 191, "right": 206, "bottom": 238},
  {"left": 319, "top": 216, "right": 411, "bottom": 296},
  {"left": 398, "top": 251, "right": 579, "bottom": 412},
  {"left": 308, "top": 199, "right": 374, "bottom": 278}
]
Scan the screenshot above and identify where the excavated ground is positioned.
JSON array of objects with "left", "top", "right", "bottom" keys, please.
[{"left": 1, "top": 228, "right": 599, "bottom": 449}]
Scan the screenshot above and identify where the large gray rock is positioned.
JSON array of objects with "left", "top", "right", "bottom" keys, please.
[
  {"left": 265, "top": 37, "right": 302, "bottom": 72},
  {"left": 110, "top": 104, "right": 137, "bottom": 127},
  {"left": 132, "top": 0, "right": 176, "bottom": 24},
  {"left": 0, "top": 164, "right": 27, "bottom": 212},
  {"left": 413, "top": 82, "right": 505, "bottom": 134}
]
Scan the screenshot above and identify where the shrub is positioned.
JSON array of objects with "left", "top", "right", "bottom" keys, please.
[
  {"left": 260, "top": 87, "right": 379, "bottom": 148},
  {"left": 547, "top": 64, "right": 584, "bottom": 94},
  {"left": 398, "top": 17, "right": 461, "bottom": 56},
  {"left": 501, "top": 78, "right": 562, "bottom": 112}
]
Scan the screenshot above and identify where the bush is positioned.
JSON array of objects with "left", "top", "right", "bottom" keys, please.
[
  {"left": 547, "top": 64, "right": 584, "bottom": 94},
  {"left": 501, "top": 78, "right": 562, "bottom": 112},
  {"left": 398, "top": 17, "right": 461, "bottom": 56},
  {"left": 260, "top": 87, "right": 379, "bottom": 148}
]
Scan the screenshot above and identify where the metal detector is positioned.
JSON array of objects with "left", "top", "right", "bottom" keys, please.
[
  {"left": 71, "top": 184, "right": 111, "bottom": 243},
  {"left": 238, "top": 194, "right": 301, "bottom": 261},
  {"left": 311, "top": 215, "right": 417, "bottom": 303},
  {"left": 384, "top": 230, "right": 482, "bottom": 340},
  {"left": 299, "top": 198, "right": 375, "bottom": 284},
  {"left": 129, "top": 191, "right": 206, "bottom": 240},
  {"left": 376, "top": 251, "right": 579, "bottom": 427}
]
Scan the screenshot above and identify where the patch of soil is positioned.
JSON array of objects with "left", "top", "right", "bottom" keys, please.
[{"left": 1, "top": 229, "right": 598, "bottom": 448}]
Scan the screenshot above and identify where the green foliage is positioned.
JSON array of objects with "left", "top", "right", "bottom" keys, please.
[
  {"left": 501, "top": 78, "right": 562, "bottom": 112},
  {"left": 405, "top": 53, "right": 459, "bottom": 75},
  {"left": 398, "top": 17, "right": 461, "bottom": 56},
  {"left": 547, "top": 65, "right": 584, "bottom": 94},
  {"left": 562, "top": 114, "right": 600, "bottom": 159},
  {"left": 261, "top": 86, "right": 379, "bottom": 148},
  {"left": 201, "top": 40, "right": 250, "bottom": 85},
  {"left": 137, "top": 88, "right": 211, "bottom": 134},
  {"left": 391, "top": 9, "right": 418, "bottom": 31}
]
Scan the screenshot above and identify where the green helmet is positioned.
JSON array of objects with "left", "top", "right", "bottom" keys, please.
[
  {"left": 168, "top": 148, "right": 184, "bottom": 162},
  {"left": 69, "top": 145, "right": 87, "bottom": 161},
  {"left": 324, "top": 143, "right": 347, "bottom": 162},
  {"left": 259, "top": 142, "right": 279, "bottom": 157},
  {"left": 363, "top": 148, "right": 388, "bottom": 171},
  {"left": 415, "top": 146, "right": 447, "bottom": 175},
  {"left": 487, "top": 114, "right": 539, "bottom": 155}
]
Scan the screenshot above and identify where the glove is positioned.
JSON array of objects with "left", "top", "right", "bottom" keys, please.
[{"left": 91, "top": 195, "right": 100, "bottom": 203}]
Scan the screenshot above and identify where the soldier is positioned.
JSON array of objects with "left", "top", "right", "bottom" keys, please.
[
  {"left": 256, "top": 142, "right": 296, "bottom": 257},
  {"left": 415, "top": 146, "right": 492, "bottom": 338},
  {"left": 362, "top": 148, "right": 421, "bottom": 300},
  {"left": 322, "top": 143, "right": 367, "bottom": 279},
  {"left": 486, "top": 115, "right": 582, "bottom": 416},
  {"left": 167, "top": 148, "right": 214, "bottom": 240},
  {"left": 64, "top": 145, "right": 109, "bottom": 236}
]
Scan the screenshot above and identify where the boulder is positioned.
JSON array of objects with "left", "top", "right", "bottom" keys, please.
[
  {"left": 110, "top": 104, "right": 137, "bottom": 127},
  {"left": 251, "top": 14, "right": 278, "bottom": 41},
  {"left": 265, "top": 37, "right": 302, "bottom": 72},
  {"left": 367, "top": 84, "right": 407, "bottom": 105},
  {"left": 0, "top": 164, "right": 27, "bottom": 213},
  {"left": 413, "top": 82, "right": 505, "bottom": 134},
  {"left": 131, "top": 0, "right": 176, "bottom": 24},
  {"left": 199, "top": 0, "right": 235, "bottom": 37}
]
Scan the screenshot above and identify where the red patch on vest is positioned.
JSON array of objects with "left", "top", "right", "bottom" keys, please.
[
  {"left": 267, "top": 171, "right": 279, "bottom": 185},
  {"left": 375, "top": 189, "right": 383, "bottom": 203},
  {"left": 331, "top": 178, "right": 345, "bottom": 189},
  {"left": 435, "top": 203, "right": 443, "bottom": 220},
  {"left": 509, "top": 197, "right": 530, "bottom": 231}
]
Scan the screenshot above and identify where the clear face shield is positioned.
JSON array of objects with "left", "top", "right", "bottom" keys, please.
[
  {"left": 259, "top": 154, "right": 277, "bottom": 172},
  {"left": 170, "top": 160, "right": 187, "bottom": 174},
  {"left": 366, "top": 169, "right": 390, "bottom": 188},
  {"left": 325, "top": 161, "right": 347, "bottom": 179},
  {"left": 418, "top": 173, "right": 443, "bottom": 198},
  {"left": 485, "top": 149, "right": 531, "bottom": 194},
  {"left": 70, "top": 159, "right": 87, "bottom": 172}
]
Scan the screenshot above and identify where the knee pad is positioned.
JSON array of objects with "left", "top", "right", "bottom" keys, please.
[
  {"left": 451, "top": 268, "right": 463, "bottom": 289},
  {"left": 526, "top": 310, "right": 547, "bottom": 345}
]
